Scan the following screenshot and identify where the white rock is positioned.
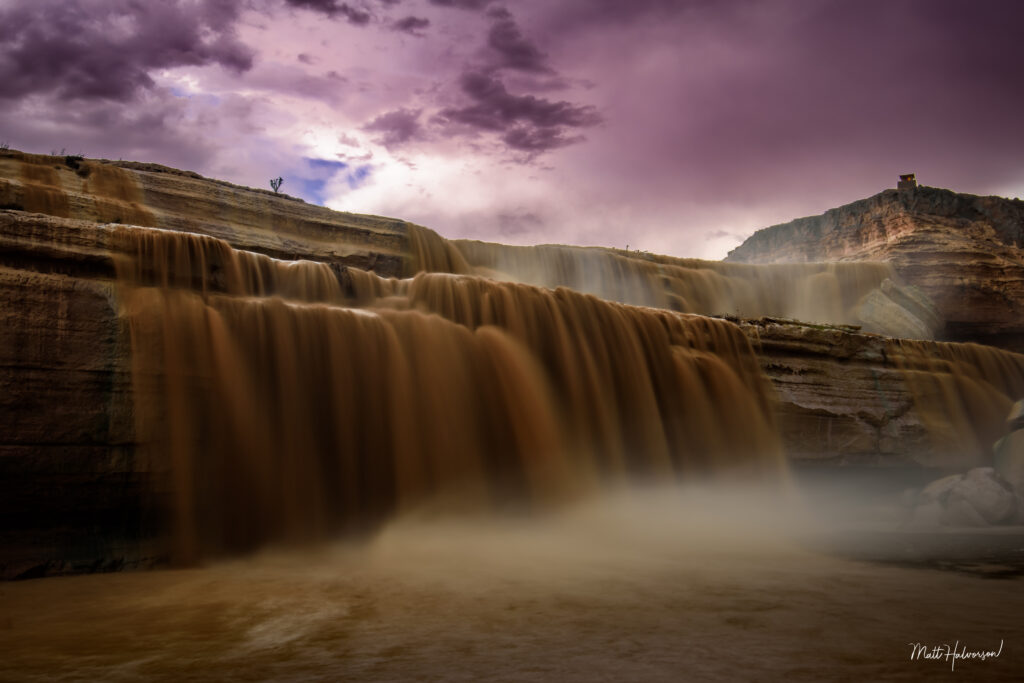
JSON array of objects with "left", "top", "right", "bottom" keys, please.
[
  {"left": 917, "top": 473, "right": 963, "bottom": 504},
  {"left": 912, "top": 467, "right": 1019, "bottom": 527},
  {"left": 994, "top": 429, "right": 1024, "bottom": 492},
  {"left": 854, "top": 288, "right": 932, "bottom": 339},
  {"left": 944, "top": 467, "right": 1017, "bottom": 525},
  {"left": 941, "top": 497, "right": 990, "bottom": 526}
]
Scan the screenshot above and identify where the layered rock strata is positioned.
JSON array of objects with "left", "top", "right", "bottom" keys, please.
[
  {"left": 2, "top": 151, "right": 1023, "bottom": 578},
  {"left": 0, "top": 150, "right": 411, "bottom": 276},
  {"left": 726, "top": 186, "right": 1024, "bottom": 351}
]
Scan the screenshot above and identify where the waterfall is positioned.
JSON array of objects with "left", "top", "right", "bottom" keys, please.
[{"left": 114, "top": 226, "right": 786, "bottom": 563}]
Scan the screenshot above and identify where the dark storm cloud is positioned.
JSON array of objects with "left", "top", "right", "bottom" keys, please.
[
  {"left": 425, "top": 4, "right": 597, "bottom": 155},
  {"left": 427, "top": 0, "right": 493, "bottom": 10},
  {"left": 484, "top": 7, "right": 550, "bottom": 73},
  {"left": 0, "top": 0, "right": 253, "bottom": 101},
  {"left": 437, "top": 71, "right": 600, "bottom": 152},
  {"left": 362, "top": 108, "right": 423, "bottom": 147},
  {"left": 501, "top": 126, "right": 583, "bottom": 152},
  {"left": 0, "top": 90, "right": 216, "bottom": 171},
  {"left": 283, "top": 0, "right": 372, "bottom": 24},
  {"left": 391, "top": 16, "right": 430, "bottom": 35}
]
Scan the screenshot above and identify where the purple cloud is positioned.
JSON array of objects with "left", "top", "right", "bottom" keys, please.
[
  {"left": 437, "top": 71, "right": 600, "bottom": 152},
  {"left": 362, "top": 108, "right": 423, "bottom": 147},
  {"left": 540, "top": 0, "right": 693, "bottom": 29},
  {"left": 391, "top": 16, "right": 430, "bottom": 35},
  {"left": 427, "top": 0, "right": 492, "bottom": 10},
  {"left": 484, "top": 7, "right": 550, "bottom": 73},
  {"left": 3, "top": 0, "right": 1023, "bottom": 262},
  {"left": 0, "top": 90, "right": 217, "bottom": 171},
  {"left": 283, "top": 0, "right": 372, "bottom": 24},
  {"left": 0, "top": 0, "right": 253, "bottom": 101},
  {"left": 501, "top": 126, "right": 584, "bottom": 153}
]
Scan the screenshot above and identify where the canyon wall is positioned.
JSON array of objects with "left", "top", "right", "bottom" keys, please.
[
  {"left": 726, "top": 186, "right": 1024, "bottom": 351},
  {"left": 2, "top": 151, "right": 1023, "bottom": 578}
]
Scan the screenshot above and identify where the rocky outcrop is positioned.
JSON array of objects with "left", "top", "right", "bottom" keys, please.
[
  {"left": 0, "top": 149, "right": 411, "bottom": 276},
  {"left": 740, "top": 319, "right": 924, "bottom": 465},
  {"left": 726, "top": 186, "right": 1024, "bottom": 351},
  {"left": 736, "top": 318, "right": 1024, "bottom": 469}
]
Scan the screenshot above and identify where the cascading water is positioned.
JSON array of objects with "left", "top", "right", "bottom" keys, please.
[
  {"left": 450, "top": 236, "right": 897, "bottom": 327},
  {"left": 887, "top": 339, "right": 1024, "bottom": 467},
  {"left": 114, "top": 226, "right": 787, "bottom": 563},
  {"left": 5, "top": 154, "right": 1024, "bottom": 681},
  {"left": 432, "top": 227, "right": 1024, "bottom": 470}
]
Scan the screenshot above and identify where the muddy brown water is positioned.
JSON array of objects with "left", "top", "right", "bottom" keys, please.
[{"left": 2, "top": 488, "right": 1020, "bottom": 682}]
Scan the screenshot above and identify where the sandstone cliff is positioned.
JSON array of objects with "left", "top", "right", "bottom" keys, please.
[
  {"left": 2, "top": 151, "right": 1022, "bottom": 578},
  {"left": 726, "top": 186, "right": 1024, "bottom": 351},
  {"left": 0, "top": 150, "right": 411, "bottom": 276}
]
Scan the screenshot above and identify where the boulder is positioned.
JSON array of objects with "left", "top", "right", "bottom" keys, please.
[
  {"left": 945, "top": 468, "right": 1018, "bottom": 525},
  {"left": 942, "top": 496, "right": 990, "bottom": 527},
  {"left": 911, "top": 468, "right": 1019, "bottom": 527},
  {"left": 918, "top": 473, "right": 964, "bottom": 504}
]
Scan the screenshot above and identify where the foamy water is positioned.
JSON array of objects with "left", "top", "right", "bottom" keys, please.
[{"left": 1, "top": 486, "right": 1019, "bottom": 681}]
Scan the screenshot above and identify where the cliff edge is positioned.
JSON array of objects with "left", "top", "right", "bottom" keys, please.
[{"left": 726, "top": 186, "right": 1024, "bottom": 351}]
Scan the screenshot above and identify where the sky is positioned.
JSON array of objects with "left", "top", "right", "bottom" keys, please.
[{"left": 1, "top": 0, "right": 1023, "bottom": 259}]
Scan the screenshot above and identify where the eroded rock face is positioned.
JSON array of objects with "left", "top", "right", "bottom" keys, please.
[
  {"left": 726, "top": 186, "right": 1024, "bottom": 352},
  {"left": 736, "top": 318, "right": 1005, "bottom": 469},
  {"left": 0, "top": 213, "right": 979, "bottom": 578},
  {"left": 0, "top": 151, "right": 421, "bottom": 579},
  {"left": 0, "top": 150, "right": 411, "bottom": 277},
  {"left": 2, "top": 151, "right": 1023, "bottom": 577}
]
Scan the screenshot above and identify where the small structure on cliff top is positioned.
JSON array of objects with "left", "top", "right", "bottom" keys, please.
[{"left": 898, "top": 173, "right": 917, "bottom": 191}]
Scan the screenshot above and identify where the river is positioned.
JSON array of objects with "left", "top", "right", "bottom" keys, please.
[{"left": 2, "top": 486, "right": 1019, "bottom": 681}]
